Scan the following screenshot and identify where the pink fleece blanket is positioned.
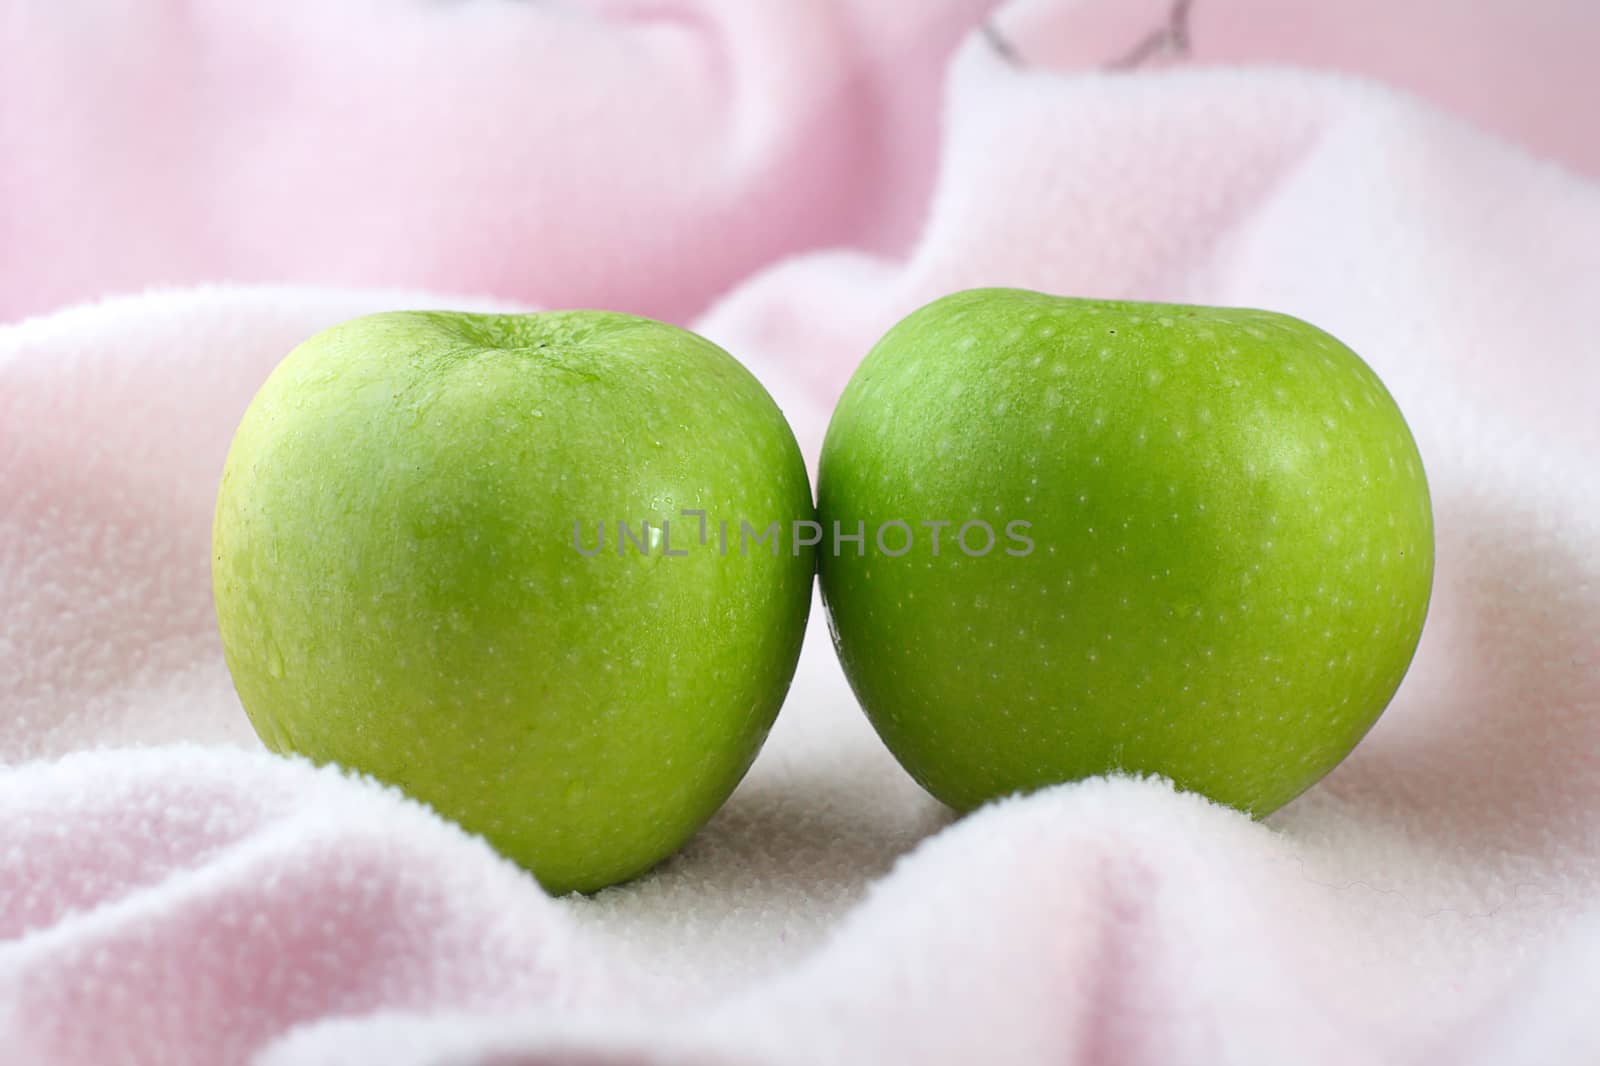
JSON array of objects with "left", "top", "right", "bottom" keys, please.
[{"left": 3, "top": 2, "right": 1598, "bottom": 1063}]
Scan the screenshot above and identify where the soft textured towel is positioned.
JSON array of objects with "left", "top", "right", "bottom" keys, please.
[{"left": 2, "top": 2, "right": 1598, "bottom": 1064}]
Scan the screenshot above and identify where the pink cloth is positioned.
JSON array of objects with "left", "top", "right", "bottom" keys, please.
[{"left": 3, "top": 2, "right": 1599, "bottom": 1063}]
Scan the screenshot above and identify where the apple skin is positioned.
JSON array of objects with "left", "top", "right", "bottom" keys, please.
[
  {"left": 214, "top": 310, "right": 814, "bottom": 893},
  {"left": 817, "top": 288, "right": 1433, "bottom": 815}
]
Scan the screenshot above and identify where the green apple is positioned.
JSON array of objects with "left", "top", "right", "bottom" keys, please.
[
  {"left": 213, "top": 310, "right": 814, "bottom": 893},
  {"left": 817, "top": 288, "right": 1432, "bottom": 815}
]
